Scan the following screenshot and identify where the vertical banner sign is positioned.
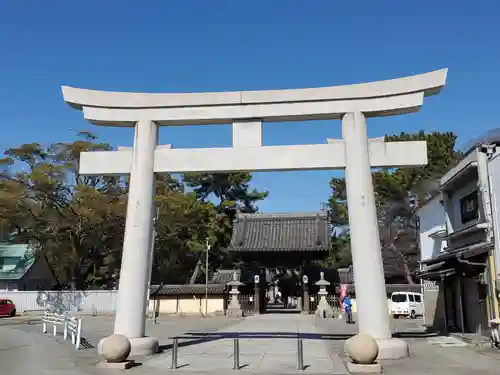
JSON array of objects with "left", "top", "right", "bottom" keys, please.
[{"left": 340, "top": 284, "right": 347, "bottom": 312}]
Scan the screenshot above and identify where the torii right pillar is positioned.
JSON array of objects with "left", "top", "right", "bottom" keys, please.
[{"left": 342, "top": 111, "right": 407, "bottom": 359}]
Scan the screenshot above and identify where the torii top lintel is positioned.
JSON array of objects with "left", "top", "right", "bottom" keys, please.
[{"left": 61, "top": 69, "right": 447, "bottom": 127}]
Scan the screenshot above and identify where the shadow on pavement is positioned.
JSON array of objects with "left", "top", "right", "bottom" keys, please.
[
  {"left": 157, "top": 331, "right": 354, "bottom": 353},
  {"left": 158, "top": 336, "right": 220, "bottom": 353},
  {"left": 185, "top": 331, "right": 353, "bottom": 340},
  {"left": 393, "top": 330, "right": 440, "bottom": 338},
  {"left": 79, "top": 337, "right": 94, "bottom": 349}
]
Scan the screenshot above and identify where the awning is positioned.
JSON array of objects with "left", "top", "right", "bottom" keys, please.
[
  {"left": 420, "top": 252, "right": 455, "bottom": 266},
  {"left": 418, "top": 255, "right": 454, "bottom": 280},
  {"left": 418, "top": 267, "right": 456, "bottom": 280},
  {"left": 416, "top": 259, "right": 450, "bottom": 279},
  {"left": 444, "top": 223, "right": 488, "bottom": 240},
  {"left": 457, "top": 241, "right": 492, "bottom": 259},
  {"left": 421, "top": 241, "right": 492, "bottom": 267},
  {"left": 417, "top": 261, "right": 446, "bottom": 274}
]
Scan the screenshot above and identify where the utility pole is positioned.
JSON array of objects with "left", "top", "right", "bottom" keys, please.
[{"left": 205, "top": 239, "right": 210, "bottom": 317}]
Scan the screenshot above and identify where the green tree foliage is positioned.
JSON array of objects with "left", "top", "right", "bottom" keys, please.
[
  {"left": 0, "top": 134, "right": 269, "bottom": 289},
  {"left": 326, "top": 131, "right": 462, "bottom": 282},
  {"left": 320, "top": 178, "right": 351, "bottom": 269},
  {"left": 183, "top": 172, "right": 268, "bottom": 216},
  {"left": 0, "top": 133, "right": 126, "bottom": 289},
  {"left": 152, "top": 178, "right": 217, "bottom": 285},
  {"left": 182, "top": 172, "right": 269, "bottom": 280}
]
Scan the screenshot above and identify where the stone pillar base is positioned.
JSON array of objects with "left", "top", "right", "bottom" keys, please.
[
  {"left": 315, "top": 299, "right": 334, "bottom": 318},
  {"left": 347, "top": 362, "right": 382, "bottom": 373},
  {"left": 227, "top": 307, "right": 244, "bottom": 317},
  {"left": 97, "top": 360, "right": 135, "bottom": 370},
  {"left": 98, "top": 336, "right": 159, "bottom": 357},
  {"left": 376, "top": 337, "right": 409, "bottom": 360}
]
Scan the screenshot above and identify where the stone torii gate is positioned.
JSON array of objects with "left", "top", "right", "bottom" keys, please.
[{"left": 62, "top": 69, "right": 447, "bottom": 357}]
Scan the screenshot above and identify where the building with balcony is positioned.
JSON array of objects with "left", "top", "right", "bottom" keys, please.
[{"left": 417, "top": 131, "right": 500, "bottom": 336}]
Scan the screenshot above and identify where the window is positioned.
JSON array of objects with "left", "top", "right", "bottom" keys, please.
[
  {"left": 460, "top": 190, "right": 479, "bottom": 224},
  {"left": 391, "top": 294, "right": 407, "bottom": 302},
  {"left": 408, "top": 294, "right": 415, "bottom": 302},
  {"left": 414, "top": 294, "right": 422, "bottom": 302}
]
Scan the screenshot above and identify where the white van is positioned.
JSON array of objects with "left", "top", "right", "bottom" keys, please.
[{"left": 390, "top": 292, "right": 423, "bottom": 319}]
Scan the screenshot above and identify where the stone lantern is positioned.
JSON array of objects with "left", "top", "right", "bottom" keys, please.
[
  {"left": 315, "top": 271, "right": 334, "bottom": 318},
  {"left": 227, "top": 272, "right": 244, "bottom": 317}
]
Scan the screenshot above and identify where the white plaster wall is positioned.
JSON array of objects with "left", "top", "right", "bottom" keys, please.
[
  {"left": 148, "top": 296, "right": 225, "bottom": 315},
  {"left": 0, "top": 290, "right": 118, "bottom": 313},
  {"left": 417, "top": 196, "right": 446, "bottom": 261},
  {"left": 488, "top": 153, "right": 500, "bottom": 260}
]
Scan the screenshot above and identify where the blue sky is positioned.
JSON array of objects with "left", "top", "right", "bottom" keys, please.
[{"left": 1, "top": 1, "right": 499, "bottom": 213}]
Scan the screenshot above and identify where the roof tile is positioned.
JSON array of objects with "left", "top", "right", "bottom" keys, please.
[
  {"left": 150, "top": 284, "right": 226, "bottom": 296},
  {"left": 228, "top": 212, "right": 331, "bottom": 252}
]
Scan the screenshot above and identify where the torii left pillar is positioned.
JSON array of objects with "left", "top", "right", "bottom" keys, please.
[{"left": 106, "top": 120, "right": 159, "bottom": 355}]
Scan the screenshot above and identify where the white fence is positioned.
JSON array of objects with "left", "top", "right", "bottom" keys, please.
[{"left": 0, "top": 290, "right": 118, "bottom": 314}]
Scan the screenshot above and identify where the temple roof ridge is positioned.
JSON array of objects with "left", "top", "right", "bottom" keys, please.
[
  {"left": 235, "top": 211, "right": 327, "bottom": 220},
  {"left": 228, "top": 211, "right": 331, "bottom": 253}
]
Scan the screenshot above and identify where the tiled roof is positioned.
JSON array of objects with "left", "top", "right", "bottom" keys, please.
[
  {"left": 150, "top": 284, "right": 227, "bottom": 296},
  {"left": 228, "top": 212, "right": 331, "bottom": 252},
  {"left": 210, "top": 269, "right": 240, "bottom": 284},
  {"left": 0, "top": 244, "right": 35, "bottom": 280},
  {"left": 0, "top": 243, "right": 30, "bottom": 258},
  {"left": 149, "top": 269, "right": 241, "bottom": 296}
]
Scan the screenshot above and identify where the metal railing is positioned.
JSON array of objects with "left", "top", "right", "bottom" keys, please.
[
  {"left": 170, "top": 335, "right": 306, "bottom": 371},
  {"left": 238, "top": 294, "right": 255, "bottom": 315}
]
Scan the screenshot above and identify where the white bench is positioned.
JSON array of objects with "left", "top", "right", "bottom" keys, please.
[
  {"left": 64, "top": 315, "right": 82, "bottom": 349},
  {"left": 42, "top": 311, "right": 82, "bottom": 349},
  {"left": 42, "top": 311, "right": 66, "bottom": 336}
]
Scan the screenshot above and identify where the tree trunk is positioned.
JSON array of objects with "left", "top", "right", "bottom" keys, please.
[
  {"left": 387, "top": 243, "right": 416, "bottom": 284},
  {"left": 190, "top": 256, "right": 203, "bottom": 284},
  {"left": 42, "top": 254, "right": 63, "bottom": 290},
  {"left": 402, "top": 260, "right": 415, "bottom": 284}
]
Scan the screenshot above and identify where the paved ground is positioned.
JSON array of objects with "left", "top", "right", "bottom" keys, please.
[
  {"left": 317, "top": 316, "right": 500, "bottom": 375},
  {"left": 143, "top": 313, "right": 348, "bottom": 374},
  {"left": 0, "top": 314, "right": 241, "bottom": 374},
  {"left": 1, "top": 313, "right": 500, "bottom": 374}
]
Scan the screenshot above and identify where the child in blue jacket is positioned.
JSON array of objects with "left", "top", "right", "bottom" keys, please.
[{"left": 344, "top": 293, "right": 353, "bottom": 324}]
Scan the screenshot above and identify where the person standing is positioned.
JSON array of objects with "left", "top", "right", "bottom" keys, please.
[{"left": 344, "top": 293, "right": 353, "bottom": 324}]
